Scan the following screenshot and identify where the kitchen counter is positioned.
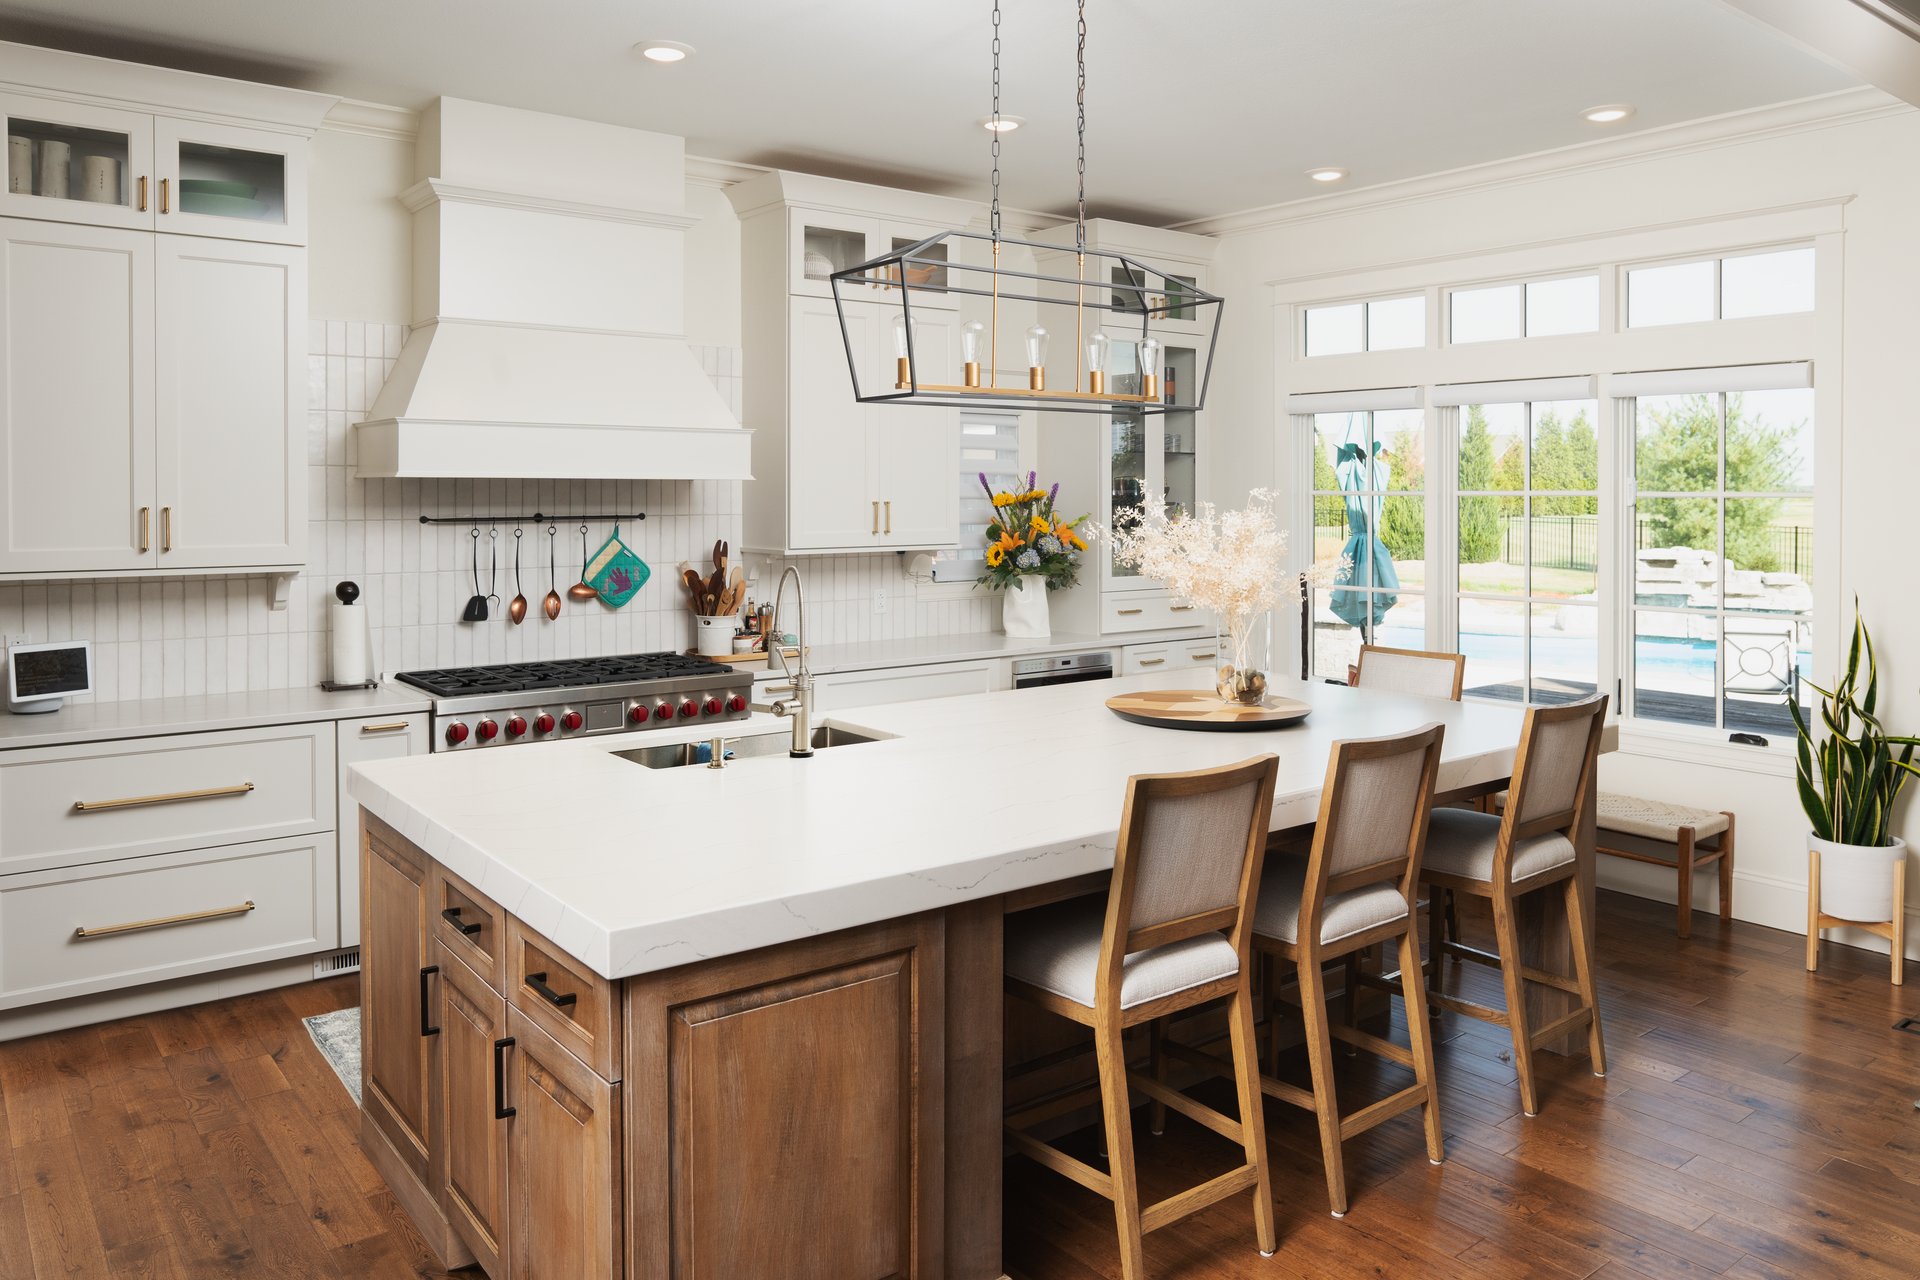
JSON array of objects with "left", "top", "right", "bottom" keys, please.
[
  {"left": 0, "top": 680, "right": 430, "bottom": 750},
  {"left": 349, "top": 669, "right": 1532, "bottom": 980}
]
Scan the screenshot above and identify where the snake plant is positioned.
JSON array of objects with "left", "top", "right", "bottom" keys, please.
[{"left": 1789, "top": 607, "right": 1920, "bottom": 847}]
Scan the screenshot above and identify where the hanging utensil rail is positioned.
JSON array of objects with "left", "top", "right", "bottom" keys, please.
[{"left": 417, "top": 512, "right": 647, "bottom": 525}]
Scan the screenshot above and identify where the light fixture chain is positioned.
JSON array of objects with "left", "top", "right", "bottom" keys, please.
[
  {"left": 1075, "top": 0, "right": 1086, "bottom": 252},
  {"left": 990, "top": 0, "right": 1001, "bottom": 240}
]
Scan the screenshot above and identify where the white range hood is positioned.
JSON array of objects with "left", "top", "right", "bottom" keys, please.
[{"left": 353, "top": 98, "right": 750, "bottom": 480}]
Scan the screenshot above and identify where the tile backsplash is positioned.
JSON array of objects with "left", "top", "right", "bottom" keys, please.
[{"left": 0, "top": 321, "right": 997, "bottom": 704}]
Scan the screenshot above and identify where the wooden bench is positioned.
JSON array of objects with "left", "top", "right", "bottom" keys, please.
[{"left": 1494, "top": 791, "right": 1734, "bottom": 939}]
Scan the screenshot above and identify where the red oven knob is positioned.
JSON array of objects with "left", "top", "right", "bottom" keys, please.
[
  {"left": 703, "top": 697, "right": 723, "bottom": 716},
  {"left": 727, "top": 694, "right": 747, "bottom": 713},
  {"left": 535, "top": 714, "right": 555, "bottom": 734},
  {"left": 678, "top": 700, "right": 699, "bottom": 718},
  {"left": 506, "top": 717, "right": 526, "bottom": 738},
  {"left": 562, "top": 711, "right": 583, "bottom": 731},
  {"left": 476, "top": 719, "right": 499, "bottom": 741},
  {"left": 629, "top": 704, "right": 649, "bottom": 724},
  {"left": 653, "top": 703, "right": 674, "bottom": 721},
  {"left": 445, "top": 721, "right": 469, "bottom": 745}
]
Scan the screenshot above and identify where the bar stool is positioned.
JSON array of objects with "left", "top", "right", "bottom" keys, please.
[
  {"left": 1421, "top": 693, "right": 1609, "bottom": 1116},
  {"left": 1352, "top": 644, "right": 1467, "bottom": 700},
  {"left": 1179, "top": 724, "right": 1448, "bottom": 1217},
  {"left": 1003, "top": 755, "right": 1280, "bottom": 1279}
]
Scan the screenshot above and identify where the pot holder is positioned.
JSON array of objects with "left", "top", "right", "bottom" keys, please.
[{"left": 585, "top": 525, "right": 650, "bottom": 609}]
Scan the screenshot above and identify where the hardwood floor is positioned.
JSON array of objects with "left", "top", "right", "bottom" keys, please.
[
  {"left": 1006, "top": 889, "right": 1920, "bottom": 1280},
  {"left": 0, "top": 889, "right": 1914, "bottom": 1279}
]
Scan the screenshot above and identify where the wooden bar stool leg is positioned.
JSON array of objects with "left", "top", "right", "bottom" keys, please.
[
  {"left": 1148, "top": 1015, "right": 1169, "bottom": 1136},
  {"left": 1396, "top": 928, "right": 1445, "bottom": 1164},
  {"left": 1444, "top": 887, "right": 1459, "bottom": 946},
  {"left": 1094, "top": 1017, "right": 1147, "bottom": 1280},
  {"left": 1491, "top": 890, "right": 1541, "bottom": 1116},
  {"left": 1295, "top": 956, "right": 1350, "bottom": 1216},
  {"left": 1227, "top": 975, "right": 1278, "bottom": 1256},
  {"left": 1425, "top": 880, "right": 1444, "bottom": 1018},
  {"left": 1718, "top": 814, "right": 1736, "bottom": 921},
  {"left": 1806, "top": 849, "right": 1821, "bottom": 972},
  {"left": 1677, "top": 826, "right": 1696, "bottom": 940},
  {"left": 1565, "top": 875, "right": 1607, "bottom": 1077},
  {"left": 1343, "top": 952, "right": 1361, "bottom": 1056}
]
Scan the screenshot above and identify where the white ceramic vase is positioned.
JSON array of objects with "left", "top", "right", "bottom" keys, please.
[
  {"left": 1809, "top": 832, "right": 1907, "bottom": 922},
  {"left": 1002, "top": 575, "right": 1051, "bottom": 638}
]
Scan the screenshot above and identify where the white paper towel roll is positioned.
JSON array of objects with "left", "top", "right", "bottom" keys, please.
[
  {"left": 7, "top": 137, "right": 30, "bottom": 195},
  {"left": 79, "top": 154, "right": 119, "bottom": 204},
  {"left": 37, "top": 140, "right": 68, "bottom": 200},
  {"left": 330, "top": 601, "right": 370, "bottom": 685}
]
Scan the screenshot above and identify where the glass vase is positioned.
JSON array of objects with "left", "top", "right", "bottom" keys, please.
[{"left": 1214, "top": 612, "right": 1268, "bottom": 705}]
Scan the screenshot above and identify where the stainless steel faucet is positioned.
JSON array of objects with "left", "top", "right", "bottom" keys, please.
[{"left": 764, "top": 565, "right": 814, "bottom": 757}]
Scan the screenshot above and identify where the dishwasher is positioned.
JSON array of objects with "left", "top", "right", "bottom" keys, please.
[{"left": 1012, "top": 651, "right": 1114, "bottom": 689}]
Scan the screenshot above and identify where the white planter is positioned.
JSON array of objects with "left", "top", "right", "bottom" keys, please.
[
  {"left": 1002, "top": 575, "right": 1051, "bottom": 639},
  {"left": 694, "top": 613, "right": 739, "bottom": 657},
  {"left": 1809, "top": 832, "right": 1907, "bottom": 922}
]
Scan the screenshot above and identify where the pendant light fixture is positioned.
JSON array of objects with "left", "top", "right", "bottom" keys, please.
[{"left": 829, "top": 0, "right": 1221, "bottom": 416}]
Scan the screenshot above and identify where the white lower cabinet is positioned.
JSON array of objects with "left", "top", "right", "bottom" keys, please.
[
  {"left": 0, "top": 832, "right": 333, "bottom": 1008},
  {"left": 337, "top": 713, "right": 429, "bottom": 948},
  {"left": 1122, "top": 638, "right": 1224, "bottom": 676},
  {"left": 808, "top": 658, "right": 1003, "bottom": 712}
]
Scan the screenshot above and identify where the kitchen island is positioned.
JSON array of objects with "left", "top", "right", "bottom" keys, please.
[{"left": 349, "top": 669, "right": 1600, "bottom": 1280}]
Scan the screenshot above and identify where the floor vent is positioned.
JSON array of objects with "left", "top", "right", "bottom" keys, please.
[
  {"left": 314, "top": 949, "right": 362, "bottom": 978},
  {"left": 1896, "top": 1018, "right": 1920, "bottom": 1035}
]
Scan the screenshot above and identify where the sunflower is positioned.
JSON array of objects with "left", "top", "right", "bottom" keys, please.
[
  {"left": 985, "top": 543, "right": 1004, "bottom": 567},
  {"left": 1029, "top": 516, "right": 1051, "bottom": 535}
]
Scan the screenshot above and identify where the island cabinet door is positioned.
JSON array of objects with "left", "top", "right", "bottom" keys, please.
[
  {"left": 505, "top": 1005, "right": 623, "bottom": 1280},
  {"left": 624, "top": 913, "right": 944, "bottom": 1280},
  {"left": 361, "top": 816, "right": 435, "bottom": 1190},
  {"left": 438, "top": 942, "right": 511, "bottom": 1280}
]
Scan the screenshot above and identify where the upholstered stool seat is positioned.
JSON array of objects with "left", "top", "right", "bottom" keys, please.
[
  {"left": 1425, "top": 809, "right": 1576, "bottom": 884},
  {"left": 1253, "top": 853, "right": 1410, "bottom": 946},
  {"left": 1004, "top": 895, "right": 1240, "bottom": 1010}
]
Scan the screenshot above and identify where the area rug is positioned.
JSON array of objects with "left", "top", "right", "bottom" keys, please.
[{"left": 303, "top": 1007, "right": 362, "bottom": 1107}]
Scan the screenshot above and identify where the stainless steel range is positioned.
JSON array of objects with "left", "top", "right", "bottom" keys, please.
[{"left": 395, "top": 653, "right": 754, "bottom": 751}]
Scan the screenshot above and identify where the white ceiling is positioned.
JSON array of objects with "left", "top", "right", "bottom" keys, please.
[{"left": 0, "top": 0, "right": 1860, "bottom": 225}]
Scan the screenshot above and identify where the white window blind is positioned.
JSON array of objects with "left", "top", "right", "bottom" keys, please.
[
  {"left": 1432, "top": 375, "right": 1597, "bottom": 407},
  {"left": 932, "top": 412, "right": 1021, "bottom": 584},
  {"left": 1285, "top": 386, "right": 1423, "bottom": 414},
  {"left": 1610, "top": 362, "right": 1812, "bottom": 397}
]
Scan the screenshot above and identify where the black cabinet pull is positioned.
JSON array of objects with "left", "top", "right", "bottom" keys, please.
[
  {"left": 525, "top": 971, "right": 578, "bottom": 1009},
  {"left": 419, "top": 966, "right": 440, "bottom": 1036},
  {"left": 441, "top": 906, "right": 482, "bottom": 936},
  {"left": 493, "top": 1037, "right": 516, "bottom": 1119}
]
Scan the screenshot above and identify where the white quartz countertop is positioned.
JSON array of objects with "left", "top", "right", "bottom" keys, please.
[
  {"left": 0, "top": 681, "right": 431, "bottom": 750},
  {"left": 769, "top": 628, "right": 1209, "bottom": 678},
  {"left": 349, "top": 670, "right": 1541, "bottom": 982}
]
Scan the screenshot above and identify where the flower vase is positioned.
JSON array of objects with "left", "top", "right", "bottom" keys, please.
[
  {"left": 1003, "top": 574, "right": 1051, "bottom": 638},
  {"left": 1214, "top": 613, "right": 1267, "bottom": 705}
]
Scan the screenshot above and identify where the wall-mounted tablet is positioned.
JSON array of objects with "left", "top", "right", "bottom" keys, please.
[{"left": 8, "top": 639, "right": 90, "bottom": 714}]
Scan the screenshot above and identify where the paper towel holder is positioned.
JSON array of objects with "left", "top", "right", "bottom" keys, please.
[{"left": 322, "top": 578, "right": 379, "bottom": 693}]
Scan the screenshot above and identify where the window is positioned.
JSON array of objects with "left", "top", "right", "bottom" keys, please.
[
  {"left": 931, "top": 411, "right": 1021, "bottom": 583},
  {"left": 1304, "top": 296, "right": 1425, "bottom": 356},
  {"left": 1626, "top": 246, "right": 1813, "bottom": 327},
  {"left": 1629, "top": 387, "right": 1812, "bottom": 733},
  {"left": 1450, "top": 275, "right": 1599, "bottom": 344},
  {"left": 1309, "top": 410, "right": 1425, "bottom": 679},
  {"left": 1455, "top": 399, "right": 1600, "bottom": 704}
]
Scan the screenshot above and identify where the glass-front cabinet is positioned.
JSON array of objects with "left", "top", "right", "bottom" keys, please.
[
  {"left": 785, "top": 208, "right": 961, "bottom": 310},
  {"left": 1, "top": 94, "right": 304, "bottom": 244},
  {"left": 1099, "top": 336, "right": 1203, "bottom": 592}
]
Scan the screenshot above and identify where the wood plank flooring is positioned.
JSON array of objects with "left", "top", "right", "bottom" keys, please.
[
  {"left": 1007, "top": 889, "right": 1920, "bottom": 1280},
  {"left": 0, "top": 889, "right": 1914, "bottom": 1279}
]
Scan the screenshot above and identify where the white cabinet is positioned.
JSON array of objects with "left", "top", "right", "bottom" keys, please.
[
  {"left": 730, "top": 171, "right": 978, "bottom": 555},
  {"left": 811, "top": 658, "right": 1002, "bottom": 711},
  {"left": 153, "top": 116, "right": 307, "bottom": 247},
  {"left": 0, "top": 92, "right": 155, "bottom": 233},
  {"left": 1122, "top": 638, "right": 1222, "bottom": 676},
  {"left": 337, "top": 712, "right": 429, "bottom": 947}
]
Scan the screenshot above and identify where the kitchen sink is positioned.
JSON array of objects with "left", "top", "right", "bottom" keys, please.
[{"left": 614, "top": 725, "right": 882, "bottom": 769}]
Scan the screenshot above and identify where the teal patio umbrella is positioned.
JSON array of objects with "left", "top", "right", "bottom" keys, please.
[{"left": 1330, "top": 438, "right": 1398, "bottom": 628}]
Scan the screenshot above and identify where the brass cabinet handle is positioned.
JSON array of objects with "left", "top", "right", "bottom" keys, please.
[
  {"left": 872, "top": 501, "right": 879, "bottom": 535},
  {"left": 138, "top": 506, "right": 149, "bottom": 553},
  {"left": 1190, "top": 652, "right": 1217, "bottom": 661},
  {"left": 1169, "top": 605, "right": 1194, "bottom": 612},
  {"left": 137, "top": 175, "right": 148, "bottom": 212},
  {"left": 1138, "top": 658, "right": 1165, "bottom": 666},
  {"left": 161, "top": 506, "right": 171, "bottom": 552},
  {"left": 75, "top": 900, "right": 253, "bottom": 939},
  {"left": 1117, "top": 608, "right": 1143, "bottom": 616},
  {"left": 160, "top": 177, "right": 169, "bottom": 213},
  {"left": 74, "top": 781, "right": 254, "bottom": 812},
  {"left": 360, "top": 721, "right": 410, "bottom": 733},
  {"left": 884, "top": 501, "right": 891, "bottom": 535}
]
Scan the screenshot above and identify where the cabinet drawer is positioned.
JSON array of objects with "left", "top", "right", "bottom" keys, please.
[
  {"left": 0, "top": 722, "right": 332, "bottom": 875},
  {"left": 339, "top": 713, "right": 428, "bottom": 948},
  {"left": 1103, "top": 593, "right": 1209, "bottom": 634},
  {"left": 1122, "top": 645, "right": 1201, "bottom": 676},
  {"left": 433, "top": 862, "right": 505, "bottom": 995},
  {"left": 0, "top": 832, "right": 331, "bottom": 1008},
  {"left": 508, "top": 916, "right": 620, "bottom": 1083}
]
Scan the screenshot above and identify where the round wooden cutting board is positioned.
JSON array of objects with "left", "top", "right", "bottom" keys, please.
[{"left": 1105, "top": 687, "right": 1312, "bottom": 732}]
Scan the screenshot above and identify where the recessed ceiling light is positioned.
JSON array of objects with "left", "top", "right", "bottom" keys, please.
[
  {"left": 975, "top": 115, "right": 1026, "bottom": 132},
  {"left": 1306, "top": 167, "right": 1348, "bottom": 183},
  {"left": 1580, "top": 104, "right": 1634, "bottom": 124},
  {"left": 635, "top": 40, "right": 694, "bottom": 62}
]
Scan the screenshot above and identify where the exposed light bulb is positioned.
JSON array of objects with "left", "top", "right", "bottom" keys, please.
[
  {"left": 1139, "top": 337, "right": 1162, "bottom": 400},
  {"left": 961, "top": 319, "right": 986, "bottom": 387},
  {"left": 1025, "top": 325, "right": 1049, "bottom": 391},
  {"left": 891, "top": 312, "right": 917, "bottom": 388},
  {"left": 1085, "top": 332, "right": 1110, "bottom": 395}
]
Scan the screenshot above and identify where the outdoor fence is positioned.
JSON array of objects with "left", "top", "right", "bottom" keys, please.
[{"left": 1317, "top": 513, "right": 1812, "bottom": 578}]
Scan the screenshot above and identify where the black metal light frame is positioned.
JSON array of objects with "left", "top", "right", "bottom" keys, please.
[{"left": 829, "top": 228, "right": 1223, "bottom": 416}]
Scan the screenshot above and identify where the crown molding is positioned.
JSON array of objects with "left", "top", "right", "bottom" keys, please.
[
  {"left": 685, "top": 153, "right": 769, "bottom": 188},
  {"left": 0, "top": 38, "right": 336, "bottom": 134},
  {"left": 398, "top": 178, "right": 699, "bottom": 230},
  {"left": 1176, "top": 86, "right": 1908, "bottom": 239},
  {"left": 321, "top": 97, "right": 420, "bottom": 142}
]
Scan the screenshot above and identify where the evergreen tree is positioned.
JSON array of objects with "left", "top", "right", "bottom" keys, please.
[
  {"left": 1636, "top": 394, "right": 1799, "bottom": 572},
  {"left": 1379, "top": 424, "right": 1424, "bottom": 562},
  {"left": 1458, "top": 405, "right": 1501, "bottom": 562}
]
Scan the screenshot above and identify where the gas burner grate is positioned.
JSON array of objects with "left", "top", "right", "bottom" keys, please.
[{"left": 395, "top": 652, "right": 735, "bottom": 699}]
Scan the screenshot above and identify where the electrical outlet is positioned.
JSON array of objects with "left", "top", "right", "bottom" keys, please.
[
  {"left": 872, "top": 588, "right": 887, "bottom": 615},
  {"left": 5, "top": 634, "right": 25, "bottom": 649}
]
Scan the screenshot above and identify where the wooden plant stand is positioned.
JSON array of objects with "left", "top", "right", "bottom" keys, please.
[{"left": 1806, "top": 848, "right": 1906, "bottom": 986}]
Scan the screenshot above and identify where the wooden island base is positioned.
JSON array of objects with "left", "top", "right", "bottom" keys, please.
[{"left": 360, "top": 768, "right": 1591, "bottom": 1279}]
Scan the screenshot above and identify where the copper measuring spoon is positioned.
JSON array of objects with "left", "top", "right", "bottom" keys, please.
[{"left": 543, "top": 524, "right": 563, "bottom": 620}]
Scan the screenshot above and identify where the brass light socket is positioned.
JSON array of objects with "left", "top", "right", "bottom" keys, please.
[
  {"left": 1142, "top": 373, "right": 1158, "bottom": 400},
  {"left": 1029, "top": 366, "right": 1045, "bottom": 391},
  {"left": 963, "top": 361, "right": 981, "bottom": 388},
  {"left": 1088, "top": 371, "right": 1105, "bottom": 395},
  {"left": 896, "top": 356, "right": 911, "bottom": 389}
]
